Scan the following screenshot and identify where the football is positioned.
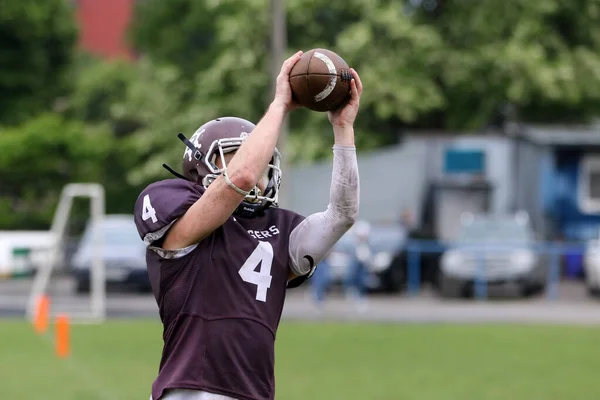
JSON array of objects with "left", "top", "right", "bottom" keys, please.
[{"left": 289, "top": 49, "right": 353, "bottom": 112}]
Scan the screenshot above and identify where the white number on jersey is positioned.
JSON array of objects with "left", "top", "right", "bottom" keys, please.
[
  {"left": 141, "top": 194, "right": 158, "bottom": 223},
  {"left": 238, "top": 241, "right": 274, "bottom": 302}
]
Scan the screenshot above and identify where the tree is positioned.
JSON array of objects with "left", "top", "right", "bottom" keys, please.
[
  {"left": 0, "top": 0, "right": 78, "bottom": 125},
  {"left": 286, "top": 0, "right": 444, "bottom": 161},
  {"left": 125, "top": 0, "right": 600, "bottom": 172},
  {"left": 67, "top": 56, "right": 138, "bottom": 130},
  {"left": 65, "top": 56, "right": 154, "bottom": 216},
  {"left": 126, "top": 0, "right": 276, "bottom": 181},
  {"left": 129, "top": 0, "right": 245, "bottom": 78},
  {"left": 128, "top": 0, "right": 442, "bottom": 165},
  {"left": 415, "top": 0, "right": 600, "bottom": 128},
  {"left": 0, "top": 114, "right": 111, "bottom": 229},
  {"left": 114, "top": 59, "right": 197, "bottom": 187}
]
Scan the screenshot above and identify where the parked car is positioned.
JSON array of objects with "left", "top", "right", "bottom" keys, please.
[
  {"left": 324, "top": 223, "right": 407, "bottom": 293},
  {"left": 439, "top": 212, "right": 545, "bottom": 298},
  {"left": 0, "top": 231, "right": 59, "bottom": 278},
  {"left": 71, "top": 214, "right": 149, "bottom": 293}
]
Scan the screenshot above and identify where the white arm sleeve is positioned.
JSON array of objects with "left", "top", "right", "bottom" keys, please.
[{"left": 288, "top": 145, "right": 359, "bottom": 276}]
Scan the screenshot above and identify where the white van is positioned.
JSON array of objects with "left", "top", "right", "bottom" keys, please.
[{"left": 0, "top": 231, "right": 57, "bottom": 278}]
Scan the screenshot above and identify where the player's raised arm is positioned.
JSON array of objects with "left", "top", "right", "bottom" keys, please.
[
  {"left": 161, "top": 51, "right": 304, "bottom": 250},
  {"left": 287, "top": 69, "right": 362, "bottom": 284}
]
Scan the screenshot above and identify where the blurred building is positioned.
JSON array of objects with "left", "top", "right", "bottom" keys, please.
[
  {"left": 288, "top": 134, "right": 507, "bottom": 241},
  {"left": 289, "top": 140, "right": 428, "bottom": 228},
  {"left": 288, "top": 124, "right": 600, "bottom": 245},
  {"left": 74, "top": 0, "right": 136, "bottom": 60},
  {"left": 514, "top": 125, "right": 600, "bottom": 242}
]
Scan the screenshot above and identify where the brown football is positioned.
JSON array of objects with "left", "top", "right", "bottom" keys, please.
[{"left": 289, "top": 49, "right": 353, "bottom": 112}]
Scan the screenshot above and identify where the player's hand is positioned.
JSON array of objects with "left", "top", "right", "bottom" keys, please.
[
  {"left": 328, "top": 68, "right": 363, "bottom": 128},
  {"left": 272, "top": 50, "right": 303, "bottom": 113}
]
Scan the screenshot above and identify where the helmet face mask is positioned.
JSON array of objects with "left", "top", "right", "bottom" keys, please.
[
  {"left": 200, "top": 138, "right": 282, "bottom": 208},
  {"left": 178, "top": 117, "right": 282, "bottom": 217}
]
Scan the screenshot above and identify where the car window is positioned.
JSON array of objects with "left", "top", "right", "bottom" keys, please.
[
  {"left": 81, "top": 217, "right": 140, "bottom": 246},
  {"left": 458, "top": 219, "right": 531, "bottom": 244},
  {"left": 332, "top": 225, "right": 406, "bottom": 252},
  {"left": 368, "top": 227, "right": 406, "bottom": 251}
]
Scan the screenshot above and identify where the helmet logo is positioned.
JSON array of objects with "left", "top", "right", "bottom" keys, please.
[
  {"left": 240, "top": 131, "right": 249, "bottom": 139},
  {"left": 184, "top": 129, "right": 204, "bottom": 161}
]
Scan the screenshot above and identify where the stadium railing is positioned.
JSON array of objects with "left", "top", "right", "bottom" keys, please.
[{"left": 402, "top": 239, "right": 586, "bottom": 301}]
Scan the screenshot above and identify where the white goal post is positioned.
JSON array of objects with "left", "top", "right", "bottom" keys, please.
[{"left": 26, "top": 183, "right": 106, "bottom": 324}]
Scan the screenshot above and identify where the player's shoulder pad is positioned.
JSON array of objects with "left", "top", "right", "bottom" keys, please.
[{"left": 134, "top": 179, "right": 204, "bottom": 244}]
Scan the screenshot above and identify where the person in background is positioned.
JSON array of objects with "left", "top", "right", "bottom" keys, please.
[
  {"left": 399, "top": 208, "right": 415, "bottom": 234},
  {"left": 344, "top": 220, "right": 371, "bottom": 310},
  {"left": 395, "top": 207, "right": 442, "bottom": 288},
  {"left": 310, "top": 259, "right": 332, "bottom": 307}
]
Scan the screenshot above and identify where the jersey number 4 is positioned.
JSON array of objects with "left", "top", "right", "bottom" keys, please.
[
  {"left": 238, "top": 241, "right": 274, "bottom": 302},
  {"left": 142, "top": 194, "right": 273, "bottom": 303},
  {"left": 141, "top": 194, "right": 158, "bottom": 223}
]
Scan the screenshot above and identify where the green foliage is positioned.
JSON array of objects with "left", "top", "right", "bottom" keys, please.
[
  {"left": 0, "top": 114, "right": 110, "bottom": 229},
  {"left": 7, "top": 0, "right": 600, "bottom": 229},
  {"left": 129, "top": 0, "right": 409, "bottom": 165},
  {"left": 67, "top": 56, "right": 138, "bottom": 128},
  {"left": 286, "top": 0, "right": 445, "bottom": 162},
  {"left": 113, "top": 59, "right": 196, "bottom": 186},
  {"left": 418, "top": 0, "right": 600, "bottom": 128},
  {"left": 126, "top": 0, "right": 445, "bottom": 164},
  {"left": 64, "top": 56, "right": 152, "bottom": 218},
  {"left": 129, "top": 0, "right": 600, "bottom": 135},
  {"left": 0, "top": 0, "right": 77, "bottom": 125},
  {"left": 129, "top": 0, "right": 248, "bottom": 77}
]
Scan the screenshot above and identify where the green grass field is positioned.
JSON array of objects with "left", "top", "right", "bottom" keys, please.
[{"left": 2, "top": 319, "right": 600, "bottom": 400}]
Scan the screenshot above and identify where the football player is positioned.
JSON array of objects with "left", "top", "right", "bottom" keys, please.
[{"left": 134, "top": 51, "right": 362, "bottom": 400}]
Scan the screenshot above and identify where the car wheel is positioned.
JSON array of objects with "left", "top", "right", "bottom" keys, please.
[
  {"left": 587, "top": 285, "right": 600, "bottom": 297},
  {"left": 460, "top": 283, "right": 474, "bottom": 299},
  {"left": 137, "top": 283, "right": 153, "bottom": 294},
  {"left": 520, "top": 284, "right": 535, "bottom": 298},
  {"left": 75, "top": 279, "right": 90, "bottom": 294},
  {"left": 381, "top": 267, "right": 404, "bottom": 294},
  {"left": 520, "top": 282, "right": 545, "bottom": 298},
  {"left": 437, "top": 275, "right": 462, "bottom": 298}
]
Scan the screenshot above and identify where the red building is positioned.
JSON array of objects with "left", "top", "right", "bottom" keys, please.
[{"left": 75, "top": 0, "right": 136, "bottom": 60}]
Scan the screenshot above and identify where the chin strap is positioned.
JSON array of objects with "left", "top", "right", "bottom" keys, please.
[
  {"left": 178, "top": 132, "right": 203, "bottom": 161},
  {"left": 234, "top": 201, "right": 263, "bottom": 218},
  {"left": 161, "top": 132, "right": 202, "bottom": 181},
  {"left": 162, "top": 163, "right": 188, "bottom": 180}
]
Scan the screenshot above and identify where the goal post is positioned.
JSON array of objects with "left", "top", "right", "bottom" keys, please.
[{"left": 26, "top": 183, "right": 106, "bottom": 324}]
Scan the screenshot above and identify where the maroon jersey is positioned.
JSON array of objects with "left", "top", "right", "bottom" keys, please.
[{"left": 134, "top": 179, "right": 304, "bottom": 400}]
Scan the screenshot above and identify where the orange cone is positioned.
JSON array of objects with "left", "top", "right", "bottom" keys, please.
[
  {"left": 33, "top": 295, "right": 50, "bottom": 334},
  {"left": 55, "top": 314, "right": 70, "bottom": 358}
]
